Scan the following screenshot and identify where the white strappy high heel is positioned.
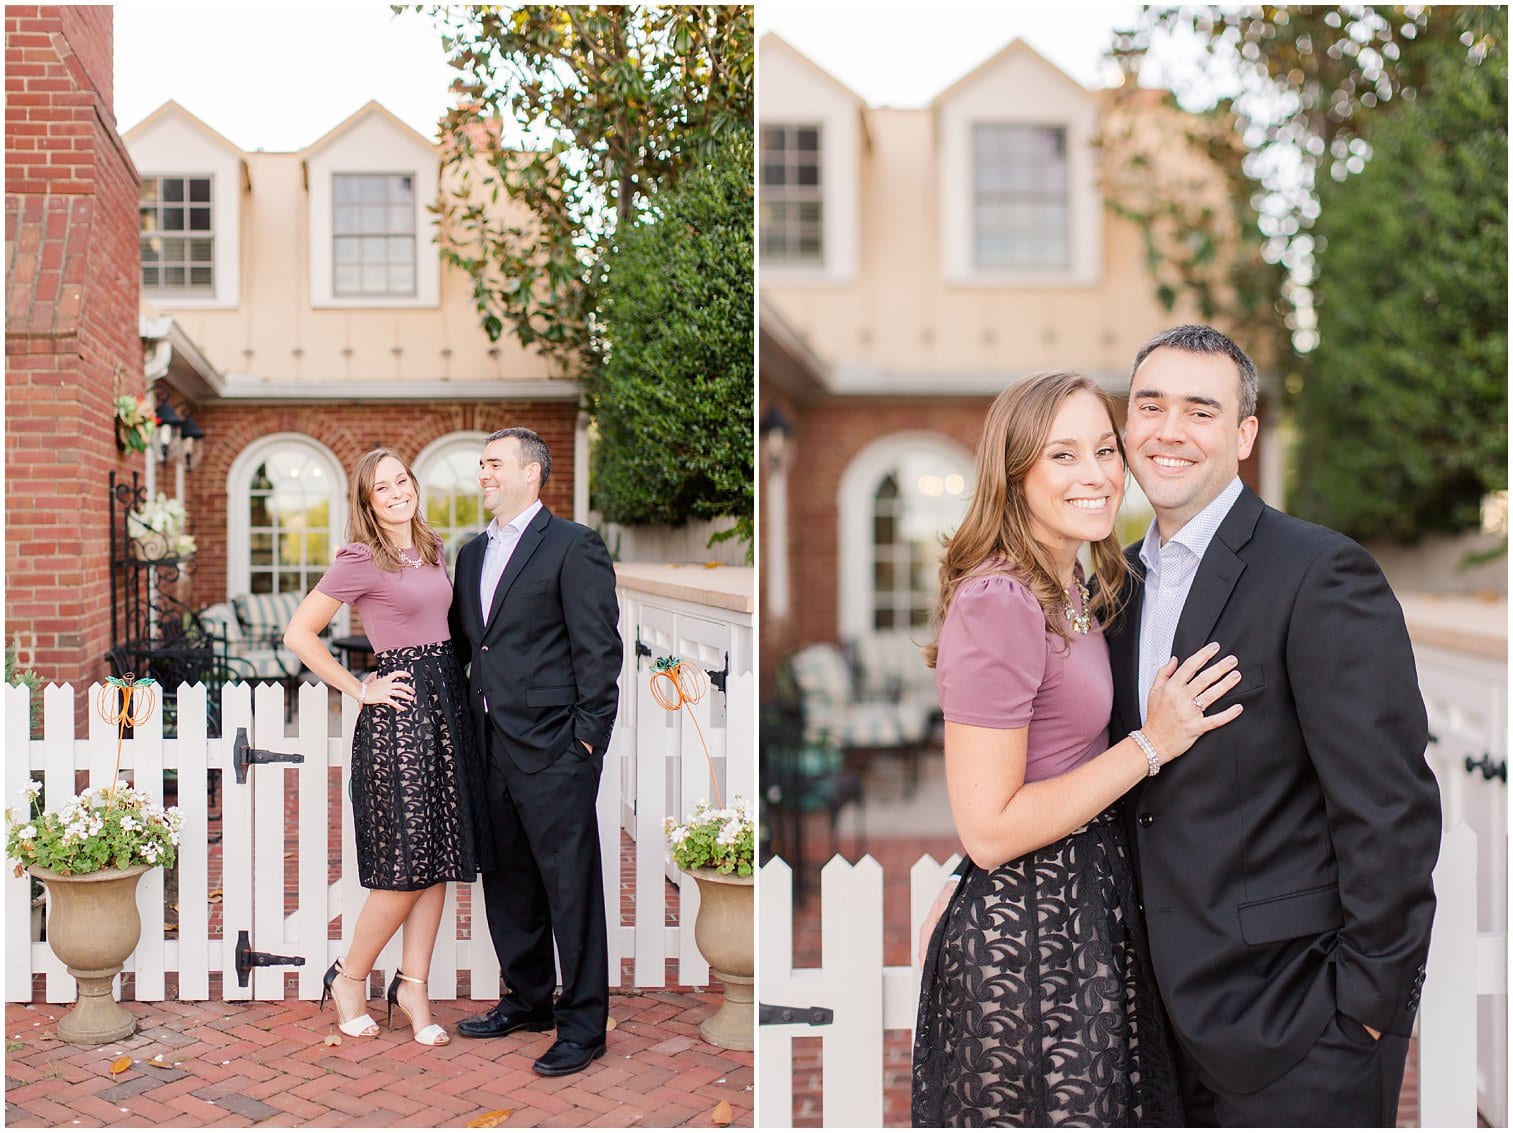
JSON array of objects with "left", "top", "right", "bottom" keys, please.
[
  {"left": 386, "top": 970, "right": 450, "bottom": 1046},
  {"left": 320, "top": 958, "right": 379, "bottom": 1038}
]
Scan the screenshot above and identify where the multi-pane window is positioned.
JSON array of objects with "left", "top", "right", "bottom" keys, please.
[
  {"left": 760, "top": 124, "right": 823, "bottom": 264},
  {"left": 973, "top": 124, "right": 1069, "bottom": 271},
  {"left": 415, "top": 437, "right": 489, "bottom": 568},
  {"left": 332, "top": 173, "right": 416, "bottom": 297},
  {"left": 248, "top": 446, "right": 337, "bottom": 595},
  {"left": 140, "top": 176, "right": 214, "bottom": 294},
  {"left": 870, "top": 455, "right": 971, "bottom": 630}
]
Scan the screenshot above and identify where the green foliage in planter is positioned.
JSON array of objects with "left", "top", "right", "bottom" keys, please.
[
  {"left": 591, "top": 132, "right": 754, "bottom": 557},
  {"left": 665, "top": 795, "right": 754, "bottom": 878},
  {"left": 7, "top": 782, "right": 183, "bottom": 875}
]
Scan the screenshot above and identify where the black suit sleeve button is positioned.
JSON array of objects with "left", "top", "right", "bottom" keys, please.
[{"left": 1137, "top": 813, "right": 1155, "bottom": 828}]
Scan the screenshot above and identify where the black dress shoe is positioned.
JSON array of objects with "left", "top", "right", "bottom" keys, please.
[
  {"left": 455, "top": 1000, "right": 554, "bottom": 1039},
  {"left": 532, "top": 1037, "right": 606, "bottom": 1077}
]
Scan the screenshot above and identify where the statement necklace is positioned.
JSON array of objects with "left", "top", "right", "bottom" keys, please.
[
  {"left": 1063, "top": 578, "right": 1092, "bottom": 635},
  {"left": 397, "top": 548, "right": 423, "bottom": 570}
]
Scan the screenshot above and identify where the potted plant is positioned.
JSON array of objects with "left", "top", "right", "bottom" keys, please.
[
  {"left": 664, "top": 796, "right": 755, "bottom": 1051},
  {"left": 113, "top": 394, "right": 157, "bottom": 454},
  {"left": 126, "top": 493, "right": 196, "bottom": 562},
  {"left": 7, "top": 779, "right": 182, "bottom": 1043}
]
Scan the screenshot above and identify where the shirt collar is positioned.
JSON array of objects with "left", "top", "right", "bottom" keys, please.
[
  {"left": 485, "top": 499, "right": 543, "bottom": 543},
  {"left": 1139, "top": 477, "right": 1245, "bottom": 572}
]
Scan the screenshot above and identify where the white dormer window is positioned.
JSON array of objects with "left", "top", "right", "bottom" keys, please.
[
  {"left": 140, "top": 175, "right": 215, "bottom": 296},
  {"left": 332, "top": 173, "right": 417, "bottom": 297},
  {"left": 761, "top": 124, "right": 823, "bottom": 265},
  {"left": 936, "top": 43, "right": 1101, "bottom": 287},
  {"left": 973, "top": 124, "right": 1069, "bottom": 272}
]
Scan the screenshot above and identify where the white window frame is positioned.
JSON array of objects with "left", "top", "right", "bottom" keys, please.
[
  {"left": 758, "top": 41, "right": 861, "bottom": 285},
  {"left": 761, "top": 122, "right": 825, "bottom": 267},
  {"left": 971, "top": 123, "right": 1071, "bottom": 273},
  {"left": 331, "top": 172, "right": 419, "bottom": 299},
  {"left": 140, "top": 173, "right": 217, "bottom": 298},
  {"left": 225, "top": 434, "right": 349, "bottom": 632},
  {"left": 938, "top": 73, "right": 1102, "bottom": 288},
  {"left": 836, "top": 432, "right": 974, "bottom": 640},
  {"left": 413, "top": 431, "right": 491, "bottom": 568}
]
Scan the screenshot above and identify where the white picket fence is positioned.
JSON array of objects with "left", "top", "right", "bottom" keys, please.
[
  {"left": 759, "top": 823, "right": 1503, "bottom": 1128},
  {"left": 3, "top": 667, "right": 750, "bottom": 1004}
]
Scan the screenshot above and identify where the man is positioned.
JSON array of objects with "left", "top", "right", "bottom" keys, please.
[
  {"left": 449, "top": 427, "right": 622, "bottom": 1078},
  {"left": 1108, "top": 324, "right": 1441, "bottom": 1125}
]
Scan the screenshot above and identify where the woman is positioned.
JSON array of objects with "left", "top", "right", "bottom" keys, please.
[
  {"left": 284, "top": 448, "right": 488, "bottom": 1046},
  {"left": 911, "top": 373, "right": 1243, "bottom": 1126}
]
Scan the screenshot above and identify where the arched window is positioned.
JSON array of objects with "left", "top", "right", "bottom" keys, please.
[
  {"left": 226, "top": 435, "right": 346, "bottom": 600},
  {"left": 837, "top": 433, "right": 974, "bottom": 640},
  {"left": 413, "top": 432, "right": 490, "bottom": 567}
]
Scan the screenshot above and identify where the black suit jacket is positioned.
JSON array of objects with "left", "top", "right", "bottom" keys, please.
[
  {"left": 449, "top": 506, "right": 622, "bottom": 774},
  {"left": 1107, "top": 486, "right": 1440, "bottom": 1094}
]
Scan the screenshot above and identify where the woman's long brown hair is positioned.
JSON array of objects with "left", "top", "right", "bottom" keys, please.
[
  {"left": 346, "top": 448, "right": 444, "bottom": 574},
  {"left": 924, "top": 372, "right": 1128, "bottom": 667}
]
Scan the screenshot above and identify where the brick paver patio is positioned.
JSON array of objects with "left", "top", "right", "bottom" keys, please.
[{"left": 5, "top": 988, "right": 752, "bottom": 1128}]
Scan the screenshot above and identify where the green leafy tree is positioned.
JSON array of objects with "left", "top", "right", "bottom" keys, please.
[
  {"left": 1291, "top": 13, "right": 1507, "bottom": 541},
  {"left": 424, "top": 4, "right": 753, "bottom": 386},
  {"left": 593, "top": 133, "right": 753, "bottom": 554},
  {"left": 1105, "top": 7, "right": 1485, "bottom": 360}
]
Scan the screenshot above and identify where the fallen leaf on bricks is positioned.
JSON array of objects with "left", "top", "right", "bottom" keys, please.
[
  {"left": 322, "top": 1033, "right": 342, "bottom": 1047},
  {"left": 711, "top": 1100, "right": 734, "bottom": 1125},
  {"left": 109, "top": 1056, "right": 132, "bottom": 1075},
  {"left": 207, "top": 890, "right": 223, "bottom": 904},
  {"left": 465, "top": 1110, "right": 512, "bottom": 1127},
  {"left": 163, "top": 923, "right": 178, "bottom": 932},
  {"left": 606, "top": 1016, "right": 617, "bottom": 1031}
]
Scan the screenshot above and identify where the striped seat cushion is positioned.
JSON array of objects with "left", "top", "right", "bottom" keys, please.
[
  {"left": 851, "top": 629, "right": 940, "bottom": 710},
  {"left": 232, "top": 591, "right": 303, "bottom": 640}
]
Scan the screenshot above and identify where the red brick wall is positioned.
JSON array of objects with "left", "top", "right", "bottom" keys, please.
[
  {"left": 5, "top": 5, "right": 143, "bottom": 695},
  {"left": 180, "top": 399, "right": 580, "bottom": 607}
]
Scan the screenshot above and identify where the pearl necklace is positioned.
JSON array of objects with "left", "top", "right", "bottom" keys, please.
[{"left": 1063, "top": 578, "right": 1092, "bottom": 635}]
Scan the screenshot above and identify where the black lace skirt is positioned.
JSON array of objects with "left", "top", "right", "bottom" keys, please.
[
  {"left": 912, "top": 807, "right": 1183, "bottom": 1127},
  {"left": 349, "top": 641, "right": 491, "bottom": 891}
]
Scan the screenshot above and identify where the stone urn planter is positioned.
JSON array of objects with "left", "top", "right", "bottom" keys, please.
[
  {"left": 688, "top": 867, "right": 754, "bottom": 1051},
  {"left": 30, "top": 864, "right": 151, "bottom": 1044}
]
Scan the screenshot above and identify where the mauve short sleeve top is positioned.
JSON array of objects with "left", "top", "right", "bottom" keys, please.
[
  {"left": 934, "top": 568, "right": 1112, "bottom": 783},
  {"left": 314, "top": 541, "right": 453, "bottom": 654}
]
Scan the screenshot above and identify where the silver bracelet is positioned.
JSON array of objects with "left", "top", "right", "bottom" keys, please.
[{"left": 1130, "top": 729, "right": 1162, "bottom": 777}]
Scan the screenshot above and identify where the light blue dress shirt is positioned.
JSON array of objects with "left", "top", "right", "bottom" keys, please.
[
  {"left": 478, "top": 499, "right": 543, "bottom": 622},
  {"left": 1136, "top": 477, "right": 1245, "bottom": 722}
]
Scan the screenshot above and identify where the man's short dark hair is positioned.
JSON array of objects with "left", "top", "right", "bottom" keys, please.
[
  {"left": 1131, "top": 324, "right": 1260, "bottom": 420},
  {"left": 487, "top": 426, "right": 552, "bottom": 487}
]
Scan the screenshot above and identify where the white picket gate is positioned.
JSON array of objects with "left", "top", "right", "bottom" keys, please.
[
  {"left": 2, "top": 669, "right": 744, "bottom": 1004},
  {"left": 759, "top": 823, "right": 1502, "bottom": 1128}
]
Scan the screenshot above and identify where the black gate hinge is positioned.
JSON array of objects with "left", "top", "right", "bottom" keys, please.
[
  {"left": 234, "top": 930, "right": 305, "bottom": 987},
  {"left": 232, "top": 727, "right": 306, "bottom": 784},
  {"left": 759, "top": 1002, "right": 833, "bottom": 1027}
]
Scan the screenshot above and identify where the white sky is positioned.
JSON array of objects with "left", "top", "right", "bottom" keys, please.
[
  {"left": 755, "top": 1, "right": 1148, "bottom": 104},
  {"left": 114, "top": 2, "right": 1165, "bottom": 152},
  {"left": 114, "top": 1, "right": 457, "bottom": 150}
]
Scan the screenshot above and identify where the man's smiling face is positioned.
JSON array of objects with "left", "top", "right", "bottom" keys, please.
[{"left": 1125, "top": 346, "right": 1257, "bottom": 539}]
